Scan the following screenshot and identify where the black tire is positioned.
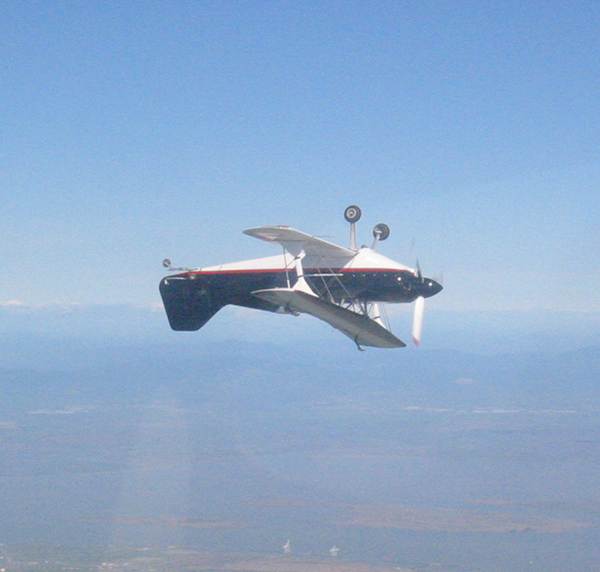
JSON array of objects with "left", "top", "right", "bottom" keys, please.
[
  {"left": 373, "top": 223, "right": 390, "bottom": 241},
  {"left": 344, "top": 205, "right": 362, "bottom": 223}
]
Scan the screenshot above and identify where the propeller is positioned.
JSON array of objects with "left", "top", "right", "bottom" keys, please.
[
  {"left": 412, "top": 295, "right": 425, "bottom": 346},
  {"left": 415, "top": 258, "right": 423, "bottom": 282},
  {"left": 412, "top": 260, "right": 425, "bottom": 346}
]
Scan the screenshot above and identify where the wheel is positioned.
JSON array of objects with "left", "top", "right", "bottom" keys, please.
[
  {"left": 373, "top": 223, "right": 390, "bottom": 241},
  {"left": 344, "top": 205, "right": 362, "bottom": 223}
]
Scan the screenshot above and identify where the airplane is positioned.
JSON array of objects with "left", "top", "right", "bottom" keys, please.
[{"left": 159, "top": 205, "right": 442, "bottom": 350}]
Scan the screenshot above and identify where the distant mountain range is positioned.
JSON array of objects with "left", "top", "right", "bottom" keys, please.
[{"left": 1, "top": 319, "right": 599, "bottom": 413}]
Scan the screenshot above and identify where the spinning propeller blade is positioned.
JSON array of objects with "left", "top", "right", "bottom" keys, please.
[{"left": 412, "top": 295, "right": 425, "bottom": 346}]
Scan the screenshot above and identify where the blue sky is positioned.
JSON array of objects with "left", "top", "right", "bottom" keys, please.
[{"left": 2, "top": 1, "right": 600, "bottom": 322}]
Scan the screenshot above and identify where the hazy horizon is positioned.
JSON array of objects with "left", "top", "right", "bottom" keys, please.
[{"left": 1, "top": 308, "right": 600, "bottom": 570}]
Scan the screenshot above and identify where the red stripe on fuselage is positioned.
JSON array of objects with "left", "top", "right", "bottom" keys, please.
[
  {"left": 183, "top": 268, "right": 410, "bottom": 276},
  {"left": 185, "top": 268, "right": 288, "bottom": 276}
]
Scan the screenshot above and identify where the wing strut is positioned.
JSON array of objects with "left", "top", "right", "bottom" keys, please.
[{"left": 292, "top": 251, "right": 315, "bottom": 295}]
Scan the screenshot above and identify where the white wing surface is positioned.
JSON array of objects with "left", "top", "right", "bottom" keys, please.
[
  {"left": 244, "top": 226, "right": 355, "bottom": 268},
  {"left": 252, "top": 288, "right": 406, "bottom": 348}
]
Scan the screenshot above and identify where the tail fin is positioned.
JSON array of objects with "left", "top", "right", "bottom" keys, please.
[{"left": 159, "top": 275, "right": 226, "bottom": 331}]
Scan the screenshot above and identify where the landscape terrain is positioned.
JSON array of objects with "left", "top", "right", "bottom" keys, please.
[{"left": 0, "top": 307, "right": 599, "bottom": 571}]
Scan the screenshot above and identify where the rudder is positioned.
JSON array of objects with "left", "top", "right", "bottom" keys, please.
[{"left": 159, "top": 275, "right": 225, "bottom": 331}]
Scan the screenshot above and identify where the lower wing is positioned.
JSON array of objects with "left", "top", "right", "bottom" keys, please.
[{"left": 252, "top": 288, "right": 405, "bottom": 349}]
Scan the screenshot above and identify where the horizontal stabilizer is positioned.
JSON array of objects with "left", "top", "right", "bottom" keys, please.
[{"left": 252, "top": 288, "right": 405, "bottom": 348}]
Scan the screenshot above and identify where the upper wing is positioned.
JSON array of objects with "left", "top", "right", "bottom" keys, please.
[
  {"left": 244, "top": 226, "right": 355, "bottom": 268},
  {"left": 252, "top": 288, "right": 406, "bottom": 348}
]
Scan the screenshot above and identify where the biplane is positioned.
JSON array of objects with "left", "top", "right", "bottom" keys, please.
[{"left": 159, "top": 206, "right": 442, "bottom": 349}]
